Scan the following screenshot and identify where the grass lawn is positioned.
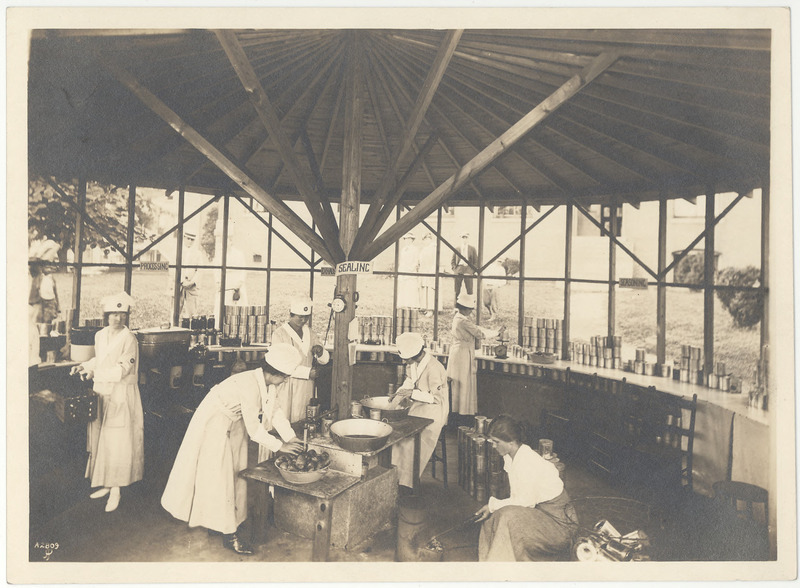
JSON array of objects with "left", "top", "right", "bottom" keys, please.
[{"left": 51, "top": 268, "right": 761, "bottom": 382}]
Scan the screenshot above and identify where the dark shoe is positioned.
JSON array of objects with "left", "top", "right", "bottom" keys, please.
[{"left": 222, "top": 533, "right": 254, "bottom": 555}]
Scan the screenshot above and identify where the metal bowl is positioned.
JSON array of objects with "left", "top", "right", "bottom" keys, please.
[
  {"left": 276, "top": 465, "right": 329, "bottom": 485},
  {"left": 330, "top": 418, "right": 393, "bottom": 452},
  {"left": 359, "top": 396, "right": 411, "bottom": 421}
]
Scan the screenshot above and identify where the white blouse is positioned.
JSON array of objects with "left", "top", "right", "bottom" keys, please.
[{"left": 487, "top": 444, "right": 564, "bottom": 512}]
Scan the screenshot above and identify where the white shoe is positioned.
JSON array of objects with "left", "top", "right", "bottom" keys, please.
[
  {"left": 105, "top": 488, "right": 121, "bottom": 512},
  {"left": 90, "top": 487, "right": 110, "bottom": 499}
]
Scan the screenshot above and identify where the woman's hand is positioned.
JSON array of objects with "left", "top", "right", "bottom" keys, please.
[
  {"left": 308, "top": 368, "right": 318, "bottom": 380},
  {"left": 278, "top": 439, "right": 303, "bottom": 455},
  {"left": 474, "top": 504, "right": 492, "bottom": 523},
  {"left": 70, "top": 365, "right": 93, "bottom": 380},
  {"left": 311, "top": 345, "right": 324, "bottom": 357}
]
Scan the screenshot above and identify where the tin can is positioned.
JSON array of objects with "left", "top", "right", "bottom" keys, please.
[
  {"left": 474, "top": 415, "right": 488, "bottom": 435},
  {"left": 306, "top": 404, "right": 320, "bottom": 419},
  {"left": 720, "top": 375, "right": 730, "bottom": 391},
  {"left": 350, "top": 401, "right": 362, "bottom": 418},
  {"left": 538, "top": 439, "right": 554, "bottom": 460},
  {"left": 370, "top": 408, "right": 382, "bottom": 420},
  {"left": 321, "top": 418, "right": 334, "bottom": 437}
]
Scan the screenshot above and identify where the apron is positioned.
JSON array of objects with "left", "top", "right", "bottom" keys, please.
[
  {"left": 391, "top": 354, "right": 449, "bottom": 487},
  {"left": 273, "top": 322, "right": 315, "bottom": 423},
  {"left": 447, "top": 313, "right": 480, "bottom": 415}
]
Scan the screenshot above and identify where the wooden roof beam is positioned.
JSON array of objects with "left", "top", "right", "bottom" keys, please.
[
  {"left": 358, "top": 52, "right": 619, "bottom": 261},
  {"left": 97, "top": 54, "right": 335, "bottom": 265},
  {"left": 215, "top": 30, "right": 344, "bottom": 262},
  {"left": 352, "top": 30, "right": 462, "bottom": 258}
]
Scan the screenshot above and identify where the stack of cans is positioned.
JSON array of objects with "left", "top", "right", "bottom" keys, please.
[
  {"left": 521, "top": 317, "right": 563, "bottom": 355},
  {"left": 83, "top": 317, "right": 104, "bottom": 328},
  {"left": 358, "top": 315, "right": 393, "bottom": 345},
  {"left": 679, "top": 345, "right": 703, "bottom": 384},
  {"left": 223, "top": 305, "right": 271, "bottom": 344},
  {"left": 570, "top": 336, "right": 622, "bottom": 369},
  {"left": 457, "top": 417, "right": 509, "bottom": 502},
  {"left": 394, "top": 308, "right": 419, "bottom": 335}
]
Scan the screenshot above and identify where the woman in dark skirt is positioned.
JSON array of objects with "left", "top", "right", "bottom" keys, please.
[{"left": 475, "top": 415, "right": 578, "bottom": 561}]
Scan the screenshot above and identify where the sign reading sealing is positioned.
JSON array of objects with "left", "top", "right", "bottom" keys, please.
[
  {"left": 619, "top": 277, "right": 648, "bottom": 289},
  {"left": 335, "top": 261, "right": 373, "bottom": 276}
]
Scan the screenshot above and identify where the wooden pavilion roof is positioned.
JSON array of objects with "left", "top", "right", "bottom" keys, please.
[{"left": 28, "top": 28, "right": 770, "bottom": 262}]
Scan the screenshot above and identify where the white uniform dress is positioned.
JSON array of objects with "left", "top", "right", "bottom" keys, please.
[
  {"left": 446, "top": 312, "right": 483, "bottom": 415},
  {"left": 161, "top": 368, "right": 295, "bottom": 534},
  {"left": 391, "top": 352, "right": 449, "bottom": 487},
  {"left": 271, "top": 323, "right": 330, "bottom": 423},
  {"left": 81, "top": 326, "right": 145, "bottom": 489}
]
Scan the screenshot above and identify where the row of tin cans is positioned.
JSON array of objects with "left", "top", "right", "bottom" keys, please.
[
  {"left": 222, "top": 315, "right": 275, "bottom": 344},
  {"left": 358, "top": 315, "right": 393, "bottom": 345},
  {"left": 395, "top": 308, "right": 420, "bottom": 334},
  {"left": 457, "top": 421, "right": 508, "bottom": 503}
]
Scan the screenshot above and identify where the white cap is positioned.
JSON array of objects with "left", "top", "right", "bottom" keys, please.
[
  {"left": 461, "top": 231, "right": 470, "bottom": 238},
  {"left": 184, "top": 231, "right": 196, "bottom": 239},
  {"left": 456, "top": 292, "right": 476, "bottom": 308},
  {"left": 30, "top": 239, "right": 60, "bottom": 262},
  {"left": 265, "top": 343, "right": 302, "bottom": 375},
  {"left": 395, "top": 332, "right": 425, "bottom": 359},
  {"left": 102, "top": 292, "right": 134, "bottom": 313},
  {"left": 290, "top": 296, "right": 313, "bottom": 316},
  {"left": 403, "top": 232, "right": 416, "bottom": 240}
]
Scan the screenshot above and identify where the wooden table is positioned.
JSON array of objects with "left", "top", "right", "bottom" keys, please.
[
  {"left": 307, "top": 415, "right": 434, "bottom": 493},
  {"left": 240, "top": 461, "right": 360, "bottom": 561},
  {"left": 239, "top": 415, "right": 434, "bottom": 560}
]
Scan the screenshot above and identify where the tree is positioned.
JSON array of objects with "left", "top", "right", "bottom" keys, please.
[
  {"left": 28, "top": 176, "right": 159, "bottom": 261},
  {"left": 716, "top": 266, "right": 762, "bottom": 329}
]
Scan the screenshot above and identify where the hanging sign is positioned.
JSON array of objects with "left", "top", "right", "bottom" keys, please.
[
  {"left": 335, "top": 261, "right": 373, "bottom": 276},
  {"left": 320, "top": 265, "right": 336, "bottom": 277},
  {"left": 619, "top": 277, "right": 648, "bottom": 289},
  {"left": 138, "top": 261, "right": 169, "bottom": 271}
]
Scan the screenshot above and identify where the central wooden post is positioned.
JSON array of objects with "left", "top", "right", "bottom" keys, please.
[{"left": 333, "top": 32, "right": 363, "bottom": 420}]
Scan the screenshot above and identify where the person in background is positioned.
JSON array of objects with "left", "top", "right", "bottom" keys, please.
[
  {"left": 447, "top": 292, "right": 483, "bottom": 422},
  {"left": 28, "top": 257, "right": 43, "bottom": 368},
  {"left": 451, "top": 232, "right": 478, "bottom": 300},
  {"left": 481, "top": 260, "right": 507, "bottom": 320},
  {"left": 161, "top": 344, "right": 304, "bottom": 555},
  {"left": 179, "top": 231, "right": 202, "bottom": 319},
  {"left": 475, "top": 415, "right": 577, "bottom": 561},
  {"left": 271, "top": 296, "right": 330, "bottom": 425},
  {"left": 397, "top": 232, "right": 420, "bottom": 309},
  {"left": 418, "top": 232, "right": 441, "bottom": 316},
  {"left": 70, "top": 292, "right": 144, "bottom": 513},
  {"left": 390, "top": 332, "right": 449, "bottom": 494}
]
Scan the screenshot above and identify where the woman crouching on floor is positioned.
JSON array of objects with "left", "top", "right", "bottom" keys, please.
[{"left": 474, "top": 415, "right": 578, "bottom": 561}]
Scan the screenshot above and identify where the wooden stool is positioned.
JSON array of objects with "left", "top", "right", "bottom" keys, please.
[
  {"left": 712, "top": 481, "right": 768, "bottom": 523},
  {"left": 713, "top": 480, "right": 769, "bottom": 558},
  {"left": 430, "top": 427, "right": 448, "bottom": 489}
]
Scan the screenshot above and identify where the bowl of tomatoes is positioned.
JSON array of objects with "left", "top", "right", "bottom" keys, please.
[{"left": 273, "top": 449, "right": 331, "bottom": 484}]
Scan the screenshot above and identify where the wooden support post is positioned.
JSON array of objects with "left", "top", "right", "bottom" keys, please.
[
  {"left": 124, "top": 185, "right": 136, "bottom": 294},
  {"left": 476, "top": 198, "right": 485, "bottom": 324},
  {"left": 433, "top": 208, "right": 443, "bottom": 340},
  {"left": 562, "top": 204, "right": 573, "bottom": 359},
  {"left": 657, "top": 196, "right": 667, "bottom": 364},
  {"left": 760, "top": 181, "right": 769, "bottom": 387},
  {"left": 218, "top": 196, "right": 230, "bottom": 331},
  {"left": 608, "top": 202, "right": 617, "bottom": 340},
  {"left": 392, "top": 207, "right": 400, "bottom": 341},
  {"left": 518, "top": 201, "right": 527, "bottom": 346},
  {"left": 172, "top": 187, "right": 185, "bottom": 327},
  {"left": 703, "top": 190, "right": 716, "bottom": 377},
  {"left": 70, "top": 178, "right": 86, "bottom": 327},
  {"left": 332, "top": 31, "right": 363, "bottom": 420},
  {"left": 266, "top": 213, "right": 273, "bottom": 321}
]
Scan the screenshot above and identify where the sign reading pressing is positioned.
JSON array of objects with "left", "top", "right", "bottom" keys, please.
[
  {"left": 619, "top": 277, "right": 649, "bottom": 289},
  {"left": 138, "top": 261, "right": 169, "bottom": 271},
  {"left": 319, "top": 266, "right": 336, "bottom": 277},
  {"left": 335, "top": 261, "right": 373, "bottom": 276}
]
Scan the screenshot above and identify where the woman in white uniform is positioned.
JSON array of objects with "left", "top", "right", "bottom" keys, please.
[
  {"left": 475, "top": 415, "right": 577, "bottom": 561},
  {"left": 390, "top": 332, "right": 449, "bottom": 493},
  {"left": 160, "top": 344, "right": 303, "bottom": 555},
  {"left": 70, "top": 292, "right": 144, "bottom": 513},
  {"left": 446, "top": 292, "right": 484, "bottom": 418},
  {"left": 271, "top": 296, "right": 330, "bottom": 424}
]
